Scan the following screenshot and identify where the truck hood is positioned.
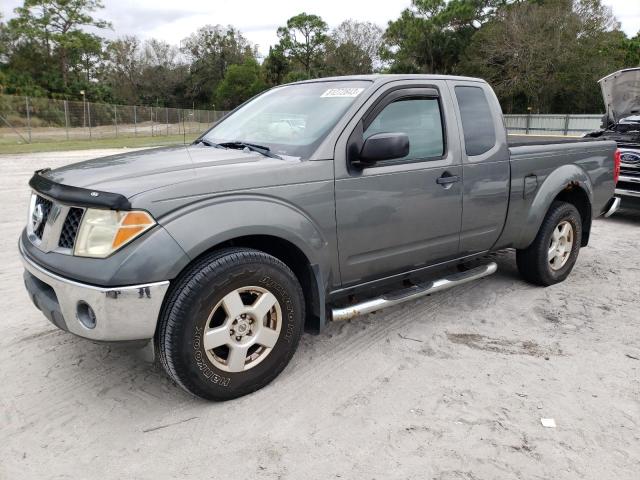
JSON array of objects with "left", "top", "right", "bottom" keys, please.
[
  {"left": 43, "top": 144, "right": 298, "bottom": 198},
  {"left": 599, "top": 68, "right": 640, "bottom": 124}
]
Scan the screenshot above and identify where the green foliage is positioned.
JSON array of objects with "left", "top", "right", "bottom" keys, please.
[
  {"left": 5, "top": 0, "right": 111, "bottom": 97},
  {"left": 263, "top": 45, "right": 290, "bottom": 86},
  {"left": 623, "top": 33, "right": 640, "bottom": 66},
  {"left": 325, "top": 20, "right": 384, "bottom": 75},
  {"left": 181, "top": 25, "right": 256, "bottom": 107},
  {"left": 382, "top": 0, "right": 508, "bottom": 74},
  {"left": 0, "top": 1, "right": 638, "bottom": 113},
  {"left": 276, "top": 13, "right": 329, "bottom": 77},
  {"left": 457, "top": 0, "right": 630, "bottom": 113},
  {"left": 214, "top": 58, "right": 267, "bottom": 109},
  {"left": 283, "top": 70, "right": 310, "bottom": 83},
  {"left": 102, "top": 36, "right": 188, "bottom": 107}
]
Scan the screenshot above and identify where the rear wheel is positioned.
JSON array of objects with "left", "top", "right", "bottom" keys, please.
[
  {"left": 157, "top": 248, "right": 304, "bottom": 401},
  {"left": 516, "top": 201, "right": 582, "bottom": 286}
]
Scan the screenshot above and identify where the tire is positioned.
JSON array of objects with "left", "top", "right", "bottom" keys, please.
[
  {"left": 157, "top": 247, "right": 305, "bottom": 401},
  {"left": 516, "top": 201, "right": 582, "bottom": 286}
]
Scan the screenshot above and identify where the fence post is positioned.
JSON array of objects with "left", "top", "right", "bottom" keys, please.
[
  {"left": 166, "top": 107, "right": 169, "bottom": 136},
  {"left": 525, "top": 112, "right": 531, "bottom": 135},
  {"left": 25, "top": 96, "right": 32, "bottom": 143},
  {"left": 114, "top": 105, "right": 118, "bottom": 137},
  {"left": 150, "top": 107, "right": 154, "bottom": 136},
  {"left": 87, "top": 101, "right": 92, "bottom": 140},
  {"left": 63, "top": 100, "right": 70, "bottom": 140},
  {"left": 563, "top": 114, "right": 570, "bottom": 136},
  {"left": 133, "top": 105, "right": 137, "bottom": 136}
]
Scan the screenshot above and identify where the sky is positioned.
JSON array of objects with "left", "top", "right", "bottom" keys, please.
[{"left": 1, "top": 0, "right": 639, "bottom": 58}]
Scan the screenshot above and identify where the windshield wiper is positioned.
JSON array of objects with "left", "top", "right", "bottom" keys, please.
[
  {"left": 193, "top": 138, "right": 227, "bottom": 148},
  {"left": 218, "top": 141, "right": 283, "bottom": 160}
]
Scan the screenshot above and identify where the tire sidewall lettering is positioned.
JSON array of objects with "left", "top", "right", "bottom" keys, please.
[
  {"left": 192, "top": 325, "right": 231, "bottom": 387},
  {"left": 260, "top": 275, "right": 295, "bottom": 343}
]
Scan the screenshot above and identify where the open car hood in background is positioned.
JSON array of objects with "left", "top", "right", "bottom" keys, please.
[{"left": 599, "top": 68, "right": 640, "bottom": 124}]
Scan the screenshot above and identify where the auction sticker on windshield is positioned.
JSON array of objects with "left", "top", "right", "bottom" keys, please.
[{"left": 321, "top": 88, "right": 365, "bottom": 98}]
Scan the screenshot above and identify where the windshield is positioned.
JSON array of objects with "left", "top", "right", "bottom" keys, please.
[{"left": 202, "top": 80, "right": 371, "bottom": 159}]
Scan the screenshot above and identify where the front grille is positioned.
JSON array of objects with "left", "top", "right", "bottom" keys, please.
[
  {"left": 620, "top": 151, "right": 640, "bottom": 165},
  {"left": 28, "top": 193, "right": 86, "bottom": 254},
  {"left": 58, "top": 208, "right": 84, "bottom": 249},
  {"left": 34, "top": 195, "right": 52, "bottom": 239},
  {"left": 621, "top": 167, "right": 640, "bottom": 177},
  {"left": 617, "top": 181, "right": 640, "bottom": 192}
]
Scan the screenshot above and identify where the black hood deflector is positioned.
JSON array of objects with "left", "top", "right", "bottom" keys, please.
[{"left": 29, "top": 169, "right": 132, "bottom": 210}]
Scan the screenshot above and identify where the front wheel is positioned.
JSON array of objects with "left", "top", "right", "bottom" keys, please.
[
  {"left": 516, "top": 201, "right": 582, "bottom": 286},
  {"left": 157, "top": 248, "right": 305, "bottom": 401}
]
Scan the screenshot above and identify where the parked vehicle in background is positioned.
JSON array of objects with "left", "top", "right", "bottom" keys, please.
[
  {"left": 20, "top": 75, "right": 620, "bottom": 400},
  {"left": 585, "top": 68, "right": 640, "bottom": 208}
]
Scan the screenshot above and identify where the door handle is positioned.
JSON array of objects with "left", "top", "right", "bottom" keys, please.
[{"left": 436, "top": 173, "right": 460, "bottom": 185}]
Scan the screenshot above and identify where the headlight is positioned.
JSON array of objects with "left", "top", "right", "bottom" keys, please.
[{"left": 74, "top": 209, "right": 155, "bottom": 258}]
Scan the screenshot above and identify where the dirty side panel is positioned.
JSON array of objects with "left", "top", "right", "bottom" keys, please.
[{"left": 495, "top": 141, "right": 616, "bottom": 250}]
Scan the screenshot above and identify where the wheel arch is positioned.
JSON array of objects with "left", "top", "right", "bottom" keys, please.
[
  {"left": 553, "top": 185, "right": 592, "bottom": 247},
  {"left": 516, "top": 164, "right": 594, "bottom": 249},
  {"left": 165, "top": 234, "right": 327, "bottom": 334},
  {"left": 159, "top": 195, "right": 334, "bottom": 332}
]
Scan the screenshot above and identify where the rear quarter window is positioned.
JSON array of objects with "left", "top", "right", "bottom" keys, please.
[{"left": 455, "top": 86, "right": 496, "bottom": 156}]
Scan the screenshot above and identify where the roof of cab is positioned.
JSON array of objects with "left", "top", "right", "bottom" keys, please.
[{"left": 288, "top": 73, "right": 486, "bottom": 86}]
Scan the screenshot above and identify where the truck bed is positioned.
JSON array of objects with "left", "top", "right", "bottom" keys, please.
[{"left": 508, "top": 135, "right": 597, "bottom": 147}]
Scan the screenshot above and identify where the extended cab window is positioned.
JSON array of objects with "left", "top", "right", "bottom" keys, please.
[
  {"left": 454, "top": 86, "right": 496, "bottom": 156},
  {"left": 364, "top": 97, "right": 445, "bottom": 163}
]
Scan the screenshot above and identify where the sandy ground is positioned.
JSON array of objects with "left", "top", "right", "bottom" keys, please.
[{"left": 1, "top": 148, "right": 639, "bottom": 480}]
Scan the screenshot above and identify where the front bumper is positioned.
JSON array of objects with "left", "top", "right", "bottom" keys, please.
[
  {"left": 20, "top": 240, "right": 170, "bottom": 342},
  {"left": 616, "top": 174, "right": 640, "bottom": 208}
]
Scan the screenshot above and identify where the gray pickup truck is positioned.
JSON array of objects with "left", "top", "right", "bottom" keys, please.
[{"left": 20, "top": 75, "right": 620, "bottom": 400}]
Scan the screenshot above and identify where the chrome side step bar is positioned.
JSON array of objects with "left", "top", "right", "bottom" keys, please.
[{"left": 331, "top": 262, "right": 498, "bottom": 322}]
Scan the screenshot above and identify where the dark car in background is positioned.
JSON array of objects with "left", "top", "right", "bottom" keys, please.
[{"left": 585, "top": 68, "right": 640, "bottom": 208}]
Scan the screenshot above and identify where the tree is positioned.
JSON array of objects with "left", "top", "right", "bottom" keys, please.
[
  {"left": 276, "top": 13, "right": 328, "bottom": 78},
  {"left": 182, "top": 25, "right": 257, "bottom": 107},
  {"left": 458, "top": 0, "right": 628, "bottom": 113},
  {"left": 8, "top": 0, "right": 110, "bottom": 91},
  {"left": 382, "top": 0, "right": 509, "bottom": 74},
  {"left": 262, "top": 44, "right": 290, "bottom": 86},
  {"left": 0, "top": 13, "right": 7, "bottom": 60},
  {"left": 214, "top": 57, "right": 267, "bottom": 109},
  {"left": 622, "top": 32, "right": 640, "bottom": 66},
  {"left": 102, "top": 36, "right": 188, "bottom": 106},
  {"left": 102, "top": 36, "right": 142, "bottom": 104},
  {"left": 325, "top": 20, "right": 384, "bottom": 75}
]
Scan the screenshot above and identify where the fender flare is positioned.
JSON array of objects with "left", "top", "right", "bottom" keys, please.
[
  {"left": 515, "top": 164, "right": 594, "bottom": 249},
  {"left": 161, "top": 193, "right": 330, "bottom": 266},
  {"left": 159, "top": 194, "right": 333, "bottom": 330}
]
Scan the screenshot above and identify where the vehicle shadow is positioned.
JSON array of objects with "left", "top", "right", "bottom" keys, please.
[{"left": 602, "top": 208, "right": 640, "bottom": 225}]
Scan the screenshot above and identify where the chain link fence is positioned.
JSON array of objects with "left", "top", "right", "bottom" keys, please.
[
  {"left": 504, "top": 114, "right": 603, "bottom": 136},
  {"left": 0, "top": 94, "right": 228, "bottom": 144},
  {"left": 0, "top": 94, "right": 606, "bottom": 145}
]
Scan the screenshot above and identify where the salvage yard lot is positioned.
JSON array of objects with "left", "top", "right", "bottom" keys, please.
[{"left": 1, "top": 148, "right": 639, "bottom": 479}]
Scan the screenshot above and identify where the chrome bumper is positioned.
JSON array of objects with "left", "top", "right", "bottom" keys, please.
[{"left": 20, "top": 241, "right": 170, "bottom": 342}]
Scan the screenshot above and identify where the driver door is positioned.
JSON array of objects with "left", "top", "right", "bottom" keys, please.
[{"left": 334, "top": 84, "right": 463, "bottom": 287}]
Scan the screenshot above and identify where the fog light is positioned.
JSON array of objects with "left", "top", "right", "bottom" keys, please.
[{"left": 77, "top": 301, "right": 97, "bottom": 329}]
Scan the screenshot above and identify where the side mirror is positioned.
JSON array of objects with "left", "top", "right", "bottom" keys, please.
[{"left": 358, "top": 132, "right": 410, "bottom": 165}]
